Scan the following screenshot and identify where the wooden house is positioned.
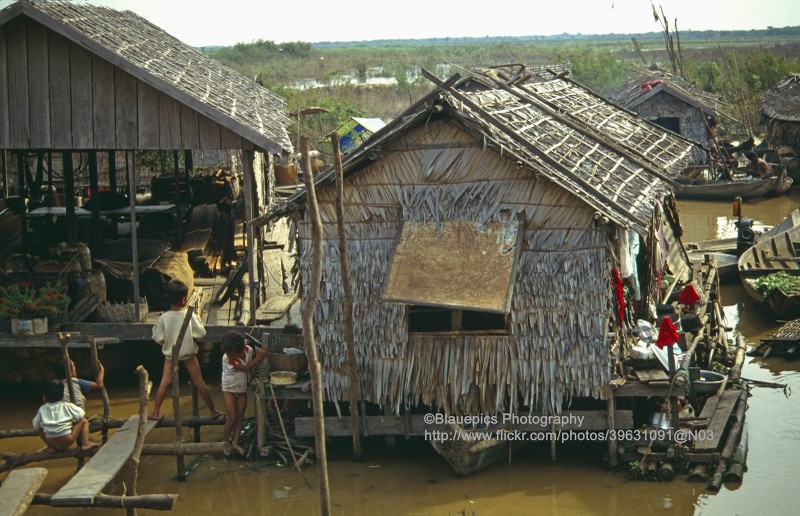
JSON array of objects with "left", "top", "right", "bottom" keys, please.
[
  {"left": 0, "top": 0, "right": 292, "bottom": 341},
  {"left": 610, "top": 70, "right": 719, "bottom": 164},
  {"left": 762, "top": 74, "right": 800, "bottom": 150},
  {"left": 260, "top": 65, "right": 696, "bottom": 417}
]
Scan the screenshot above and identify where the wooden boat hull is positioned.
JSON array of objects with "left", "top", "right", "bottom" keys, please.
[
  {"left": 738, "top": 220, "right": 800, "bottom": 319},
  {"left": 429, "top": 424, "right": 509, "bottom": 476},
  {"left": 675, "top": 176, "right": 779, "bottom": 201}
]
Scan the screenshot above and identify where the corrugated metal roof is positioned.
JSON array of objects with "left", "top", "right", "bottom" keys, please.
[{"left": 4, "top": 0, "right": 292, "bottom": 153}]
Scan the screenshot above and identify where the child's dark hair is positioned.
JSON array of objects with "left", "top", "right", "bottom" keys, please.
[
  {"left": 42, "top": 380, "right": 64, "bottom": 403},
  {"left": 52, "top": 358, "right": 68, "bottom": 380},
  {"left": 221, "top": 332, "right": 245, "bottom": 354},
  {"left": 166, "top": 280, "right": 190, "bottom": 306}
]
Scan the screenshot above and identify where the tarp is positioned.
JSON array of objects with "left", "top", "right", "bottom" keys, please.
[{"left": 319, "top": 117, "right": 386, "bottom": 155}]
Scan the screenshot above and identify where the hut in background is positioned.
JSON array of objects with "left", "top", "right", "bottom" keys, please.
[
  {"left": 610, "top": 69, "right": 719, "bottom": 164},
  {"left": 762, "top": 74, "right": 800, "bottom": 179},
  {"left": 261, "top": 65, "right": 696, "bottom": 417}
]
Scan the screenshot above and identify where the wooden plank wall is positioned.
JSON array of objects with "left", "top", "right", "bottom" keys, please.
[{"left": 0, "top": 17, "right": 253, "bottom": 151}]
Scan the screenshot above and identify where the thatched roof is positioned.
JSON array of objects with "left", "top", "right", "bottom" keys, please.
[
  {"left": 261, "top": 65, "right": 696, "bottom": 234},
  {"left": 611, "top": 69, "right": 719, "bottom": 117},
  {"left": 0, "top": 0, "right": 292, "bottom": 153},
  {"left": 762, "top": 74, "right": 800, "bottom": 122}
]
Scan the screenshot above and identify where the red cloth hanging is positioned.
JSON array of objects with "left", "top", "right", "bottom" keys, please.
[
  {"left": 678, "top": 283, "right": 701, "bottom": 306},
  {"left": 656, "top": 316, "right": 680, "bottom": 349},
  {"left": 612, "top": 268, "right": 625, "bottom": 326}
]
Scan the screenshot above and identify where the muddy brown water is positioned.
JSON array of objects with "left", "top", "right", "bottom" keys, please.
[{"left": 2, "top": 194, "right": 800, "bottom": 515}]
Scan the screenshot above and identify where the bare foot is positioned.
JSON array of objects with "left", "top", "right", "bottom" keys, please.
[
  {"left": 211, "top": 410, "right": 225, "bottom": 420},
  {"left": 232, "top": 444, "right": 246, "bottom": 455},
  {"left": 81, "top": 441, "right": 100, "bottom": 451},
  {"left": 147, "top": 413, "right": 163, "bottom": 421},
  {"left": 43, "top": 447, "right": 58, "bottom": 454}
]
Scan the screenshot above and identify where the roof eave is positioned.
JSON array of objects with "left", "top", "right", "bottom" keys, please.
[{"left": 17, "top": 2, "right": 288, "bottom": 154}]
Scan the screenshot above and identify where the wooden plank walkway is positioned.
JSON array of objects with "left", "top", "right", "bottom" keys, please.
[
  {"left": 0, "top": 467, "right": 47, "bottom": 516},
  {"left": 50, "top": 416, "right": 157, "bottom": 506},
  {"left": 694, "top": 390, "right": 741, "bottom": 451}
]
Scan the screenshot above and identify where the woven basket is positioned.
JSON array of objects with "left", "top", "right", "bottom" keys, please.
[
  {"left": 95, "top": 299, "right": 148, "bottom": 323},
  {"left": 268, "top": 352, "right": 308, "bottom": 376}
]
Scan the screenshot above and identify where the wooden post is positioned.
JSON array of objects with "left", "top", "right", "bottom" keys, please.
[
  {"left": 667, "top": 344, "right": 680, "bottom": 430},
  {"left": 63, "top": 151, "right": 76, "bottom": 245},
  {"left": 88, "top": 151, "right": 100, "bottom": 249},
  {"left": 550, "top": 419, "right": 557, "bottom": 461},
  {"left": 173, "top": 150, "right": 183, "bottom": 241},
  {"left": 171, "top": 306, "right": 194, "bottom": 481},
  {"left": 242, "top": 150, "right": 258, "bottom": 324},
  {"left": 108, "top": 151, "right": 117, "bottom": 193},
  {"left": 127, "top": 365, "right": 151, "bottom": 516},
  {"left": 605, "top": 385, "right": 617, "bottom": 467},
  {"left": 183, "top": 150, "right": 193, "bottom": 179},
  {"left": 58, "top": 333, "right": 83, "bottom": 469},
  {"left": 300, "top": 134, "right": 332, "bottom": 515},
  {"left": 1, "top": 150, "right": 7, "bottom": 198},
  {"left": 16, "top": 152, "right": 28, "bottom": 250},
  {"left": 332, "top": 133, "right": 362, "bottom": 462},
  {"left": 127, "top": 152, "right": 141, "bottom": 321},
  {"left": 191, "top": 384, "right": 201, "bottom": 443},
  {"left": 89, "top": 338, "right": 111, "bottom": 443}
]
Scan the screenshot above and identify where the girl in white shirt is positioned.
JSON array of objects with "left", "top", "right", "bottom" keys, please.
[{"left": 220, "top": 332, "right": 268, "bottom": 455}]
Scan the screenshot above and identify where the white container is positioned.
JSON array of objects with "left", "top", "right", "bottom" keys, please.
[{"left": 11, "top": 319, "right": 33, "bottom": 336}]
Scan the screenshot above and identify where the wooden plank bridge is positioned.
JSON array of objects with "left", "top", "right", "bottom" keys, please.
[{"left": 49, "top": 416, "right": 157, "bottom": 507}]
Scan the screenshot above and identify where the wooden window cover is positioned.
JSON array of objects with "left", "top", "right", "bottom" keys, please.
[{"left": 383, "top": 218, "right": 522, "bottom": 313}]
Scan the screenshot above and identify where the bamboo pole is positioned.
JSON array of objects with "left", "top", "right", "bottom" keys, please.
[
  {"left": 127, "top": 365, "right": 151, "bottom": 516},
  {"left": 332, "top": 133, "right": 363, "bottom": 462},
  {"left": 127, "top": 151, "right": 141, "bottom": 322},
  {"left": 300, "top": 134, "right": 332, "bottom": 515},
  {"left": 171, "top": 307, "right": 195, "bottom": 481},
  {"left": 729, "top": 333, "right": 747, "bottom": 383},
  {"left": 90, "top": 337, "right": 111, "bottom": 444},
  {"left": 268, "top": 381, "right": 312, "bottom": 489},
  {"left": 33, "top": 493, "right": 177, "bottom": 511},
  {"left": 0, "top": 416, "right": 227, "bottom": 439},
  {"left": 708, "top": 389, "right": 748, "bottom": 491}
]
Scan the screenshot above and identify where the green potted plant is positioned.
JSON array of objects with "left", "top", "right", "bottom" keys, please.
[{"left": 0, "top": 281, "right": 70, "bottom": 335}]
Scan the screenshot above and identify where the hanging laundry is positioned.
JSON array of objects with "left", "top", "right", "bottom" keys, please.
[{"left": 656, "top": 316, "right": 680, "bottom": 349}]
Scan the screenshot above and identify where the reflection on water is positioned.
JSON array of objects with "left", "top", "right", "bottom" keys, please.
[{"left": 1, "top": 195, "right": 799, "bottom": 515}]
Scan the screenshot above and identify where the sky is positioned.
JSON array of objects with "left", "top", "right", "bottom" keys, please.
[{"left": 2, "top": 0, "right": 799, "bottom": 46}]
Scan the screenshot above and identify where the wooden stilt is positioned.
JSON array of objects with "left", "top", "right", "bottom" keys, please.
[
  {"left": 63, "top": 151, "right": 76, "bottom": 245},
  {"left": 191, "top": 384, "right": 201, "bottom": 443},
  {"left": 170, "top": 307, "right": 194, "bottom": 481},
  {"left": 127, "top": 152, "right": 141, "bottom": 321},
  {"left": 88, "top": 150, "right": 100, "bottom": 249},
  {"left": 89, "top": 337, "right": 110, "bottom": 443},
  {"left": 241, "top": 150, "right": 258, "bottom": 324},
  {"left": 332, "top": 133, "right": 362, "bottom": 462},
  {"left": 16, "top": 152, "right": 28, "bottom": 250},
  {"left": 606, "top": 385, "right": 617, "bottom": 466},
  {"left": 300, "top": 134, "right": 332, "bottom": 515},
  {"left": 108, "top": 151, "right": 117, "bottom": 192},
  {"left": 126, "top": 365, "right": 150, "bottom": 516}
]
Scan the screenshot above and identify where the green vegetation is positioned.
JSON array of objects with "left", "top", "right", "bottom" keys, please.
[
  {"left": 753, "top": 271, "right": 800, "bottom": 297},
  {"left": 205, "top": 28, "right": 800, "bottom": 144}
]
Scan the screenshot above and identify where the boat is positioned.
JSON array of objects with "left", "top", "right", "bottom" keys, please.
[
  {"left": 674, "top": 172, "right": 791, "bottom": 201},
  {"left": 687, "top": 251, "right": 738, "bottom": 283},
  {"left": 429, "top": 423, "right": 510, "bottom": 475},
  {"left": 737, "top": 222, "right": 800, "bottom": 320}
]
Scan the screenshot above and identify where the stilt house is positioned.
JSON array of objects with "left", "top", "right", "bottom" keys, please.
[
  {"left": 0, "top": 0, "right": 292, "bottom": 341},
  {"left": 261, "top": 65, "right": 695, "bottom": 416}
]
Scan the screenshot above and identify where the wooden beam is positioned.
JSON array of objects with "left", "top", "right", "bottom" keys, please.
[
  {"left": 242, "top": 150, "right": 258, "bottom": 323},
  {"left": 127, "top": 151, "right": 140, "bottom": 321},
  {"left": 295, "top": 411, "right": 634, "bottom": 437},
  {"left": 88, "top": 150, "right": 100, "bottom": 249}
]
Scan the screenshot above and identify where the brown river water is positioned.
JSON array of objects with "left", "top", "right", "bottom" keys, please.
[{"left": 2, "top": 193, "right": 800, "bottom": 515}]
